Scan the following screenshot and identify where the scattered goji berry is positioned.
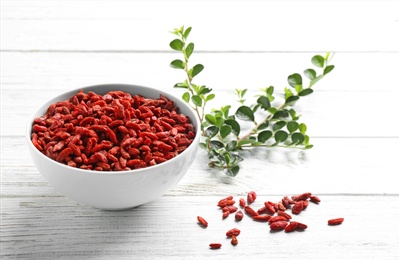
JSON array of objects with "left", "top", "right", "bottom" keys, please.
[
  {"left": 270, "top": 221, "right": 288, "bottom": 231},
  {"left": 239, "top": 198, "right": 246, "bottom": 208},
  {"left": 209, "top": 243, "right": 222, "bottom": 249},
  {"left": 197, "top": 216, "right": 208, "bottom": 228},
  {"left": 284, "top": 222, "right": 299, "bottom": 233},
  {"left": 268, "top": 216, "right": 288, "bottom": 223},
  {"left": 226, "top": 228, "right": 241, "bottom": 237},
  {"left": 222, "top": 211, "right": 230, "bottom": 219},
  {"left": 252, "top": 215, "right": 272, "bottom": 222},
  {"left": 292, "top": 200, "right": 304, "bottom": 215},
  {"left": 328, "top": 218, "right": 344, "bottom": 225},
  {"left": 244, "top": 206, "right": 259, "bottom": 217},
  {"left": 247, "top": 191, "right": 257, "bottom": 204},
  {"left": 264, "top": 201, "right": 276, "bottom": 215},
  {"left": 278, "top": 210, "right": 292, "bottom": 220},
  {"left": 231, "top": 236, "right": 238, "bottom": 246},
  {"left": 310, "top": 195, "right": 321, "bottom": 203},
  {"left": 235, "top": 210, "right": 244, "bottom": 221}
]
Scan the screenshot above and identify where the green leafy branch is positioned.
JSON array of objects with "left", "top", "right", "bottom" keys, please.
[{"left": 169, "top": 26, "right": 335, "bottom": 177}]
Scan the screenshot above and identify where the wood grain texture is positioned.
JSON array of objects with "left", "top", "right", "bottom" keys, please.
[
  {"left": 2, "top": 0, "right": 399, "bottom": 51},
  {"left": 2, "top": 196, "right": 399, "bottom": 259}
]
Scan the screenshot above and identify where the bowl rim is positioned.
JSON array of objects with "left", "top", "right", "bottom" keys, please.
[{"left": 26, "top": 83, "right": 201, "bottom": 176}]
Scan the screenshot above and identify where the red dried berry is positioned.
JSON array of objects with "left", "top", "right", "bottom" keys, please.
[
  {"left": 328, "top": 218, "right": 344, "bottom": 225},
  {"left": 197, "top": 216, "right": 208, "bottom": 228},
  {"left": 222, "top": 206, "right": 238, "bottom": 213},
  {"left": 264, "top": 201, "right": 276, "bottom": 215},
  {"left": 231, "top": 236, "right": 238, "bottom": 246},
  {"left": 226, "top": 228, "right": 241, "bottom": 237},
  {"left": 284, "top": 222, "right": 299, "bottom": 233},
  {"left": 222, "top": 211, "right": 230, "bottom": 219},
  {"left": 268, "top": 216, "right": 288, "bottom": 223},
  {"left": 292, "top": 200, "right": 304, "bottom": 215},
  {"left": 297, "top": 192, "right": 312, "bottom": 201},
  {"left": 296, "top": 222, "right": 308, "bottom": 230},
  {"left": 252, "top": 215, "right": 272, "bottom": 222},
  {"left": 244, "top": 206, "right": 259, "bottom": 217},
  {"left": 239, "top": 198, "right": 246, "bottom": 208},
  {"left": 235, "top": 210, "right": 244, "bottom": 221},
  {"left": 247, "top": 191, "right": 257, "bottom": 204},
  {"left": 209, "top": 243, "right": 222, "bottom": 249},
  {"left": 218, "top": 199, "right": 235, "bottom": 208},
  {"left": 270, "top": 221, "right": 288, "bottom": 231},
  {"left": 278, "top": 210, "right": 292, "bottom": 220},
  {"left": 310, "top": 195, "right": 321, "bottom": 203}
]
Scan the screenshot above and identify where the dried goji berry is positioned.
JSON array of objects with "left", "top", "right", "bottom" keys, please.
[
  {"left": 231, "top": 236, "right": 238, "bottom": 246},
  {"left": 244, "top": 206, "right": 259, "bottom": 217},
  {"left": 268, "top": 216, "right": 288, "bottom": 223},
  {"left": 226, "top": 228, "right": 241, "bottom": 237},
  {"left": 270, "top": 221, "right": 288, "bottom": 231},
  {"left": 252, "top": 215, "right": 272, "bottom": 222},
  {"left": 222, "top": 211, "right": 230, "bottom": 219},
  {"left": 292, "top": 200, "right": 304, "bottom": 215},
  {"left": 264, "top": 201, "right": 276, "bottom": 215},
  {"left": 239, "top": 198, "right": 246, "bottom": 208},
  {"left": 310, "top": 195, "right": 321, "bottom": 204},
  {"left": 284, "top": 222, "right": 299, "bottom": 232},
  {"left": 209, "top": 243, "right": 222, "bottom": 249},
  {"left": 197, "top": 216, "right": 208, "bottom": 228},
  {"left": 296, "top": 222, "right": 308, "bottom": 230},
  {"left": 328, "top": 218, "right": 344, "bottom": 225},
  {"left": 247, "top": 191, "right": 257, "bottom": 204},
  {"left": 222, "top": 206, "right": 238, "bottom": 213},
  {"left": 235, "top": 210, "right": 244, "bottom": 221},
  {"left": 277, "top": 210, "right": 292, "bottom": 220}
]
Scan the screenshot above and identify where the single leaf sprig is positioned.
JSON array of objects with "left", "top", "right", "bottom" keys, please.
[{"left": 169, "top": 26, "right": 335, "bottom": 177}]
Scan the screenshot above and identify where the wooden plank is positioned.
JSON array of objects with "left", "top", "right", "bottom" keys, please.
[
  {"left": 1, "top": 195, "right": 399, "bottom": 259},
  {"left": 2, "top": 136, "right": 399, "bottom": 197},
  {"left": 2, "top": 1, "right": 399, "bottom": 51}
]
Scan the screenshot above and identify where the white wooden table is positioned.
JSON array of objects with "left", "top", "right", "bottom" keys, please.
[{"left": 1, "top": 1, "right": 399, "bottom": 259}]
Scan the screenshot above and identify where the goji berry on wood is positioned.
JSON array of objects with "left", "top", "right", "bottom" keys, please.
[
  {"left": 226, "top": 228, "right": 241, "bottom": 237},
  {"left": 328, "top": 218, "right": 344, "bottom": 225},
  {"left": 209, "top": 243, "right": 222, "bottom": 249},
  {"left": 247, "top": 191, "right": 257, "bottom": 204},
  {"left": 197, "top": 216, "right": 208, "bottom": 228}
]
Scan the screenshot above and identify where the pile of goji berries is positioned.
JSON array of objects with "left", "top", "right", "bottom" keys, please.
[
  {"left": 31, "top": 90, "right": 195, "bottom": 171},
  {"left": 197, "top": 191, "right": 344, "bottom": 249}
]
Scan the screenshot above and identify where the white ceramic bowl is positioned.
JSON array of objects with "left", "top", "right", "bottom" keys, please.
[{"left": 26, "top": 84, "right": 200, "bottom": 210}]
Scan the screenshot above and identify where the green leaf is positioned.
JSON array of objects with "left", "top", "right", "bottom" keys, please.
[
  {"left": 191, "top": 64, "right": 204, "bottom": 78},
  {"left": 191, "top": 95, "right": 202, "bottom": 107},
  {"left": 284, "top": 87, "right": 294, "bottom": 99},
  {"left": 170, "top": 39, "right": 184, "bottom": 51},
  {"left": 183, "top": 27, "right": 192, "bottom": 39},
  {"left": 235, "top": 106, "right": 255, "bottom": 122},
  {"left": 291, "top": 132, "right": 305, "bottom": 144},
  {"left": 266, "top": 86, "right": 274, "bottom": 95},
  {"left": 226, "top": 140, "right": 237, "bottom": 151},
  {"left": 285, "top": 95, "right": 299, "bottom": 105},
  {"left": 198, "top": 86, "right": 212, "bottom": 95},
  {"left": 287, "top": 121, "right": 299, "bottom": 133},
  {"left": 185, "top": 43, "right": 194, "bottom": 59},
  {"left": 174, "top": 82, "right": 188, "bottom": 89},
  {"left": 324, "top": 65, "right": 335, "bottom": 75},
  {"left": 258, "top": 130, "right": 272, "bottom": 143},
  {"left": 220, "top": 125, "right": 232, "bottom": 139},
  {"left": 221, "top": 105, "right": 231, "bottom": 119},
  {"left": 237, "top": 138, "right": 256, "bottom": 147},
  {"left": 274, "top": 130, "right": 289, "bottom": 143},
  {"left": 311, "top": 55, "right": 325, "bottom": 68},
  {"left": 298, "top": 88, "right": 314, "bottom": 96},
  {"left": 182, "top": 92, "right": 190, "bottom": 103},
  {"left": 205, "top": 93, "right": 215, "bottom": 102},
  {"left": 205, "top": 126, "right": 219, "bottom": 137},
  {"left": 170, "top": 59, "right": 185, "bottom": 69},
  {"left": 257, "top": 96, "right": 271, "bottom": 110},
  {"left": 226, "top": 165, "right": 240, "bottom": 177},
  {"left": 304, "top": 69, "right": 317, "bottom": 80},
  {"left": 289, "top": 109, "right": 299, "bottom": 120},
  {"left": 299, "top": 123, "right": 307, "bottom": 134},
  {"left": 205, "top": 114, "right": 216, "bottom": 125},
  {"left": 273, "top": 121, "right": 286, "bottom": 131},
  {"left": 288, "top": 73, "right": 302, "bottom": 88},
  {"left": 272, "top": 109, "right": 289, "bottom": 119},
  {"left": 210, "top": 140, "right": 224, "bottom": 149},
  {"left": 215, "top": 116, "right": 224, "bottom": 127},
  {"left": 225, "top": 119, "right": 240, "bottom": 136},
  {"left": 258, "top": 121, "right": 269, "bottom": 130}
]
